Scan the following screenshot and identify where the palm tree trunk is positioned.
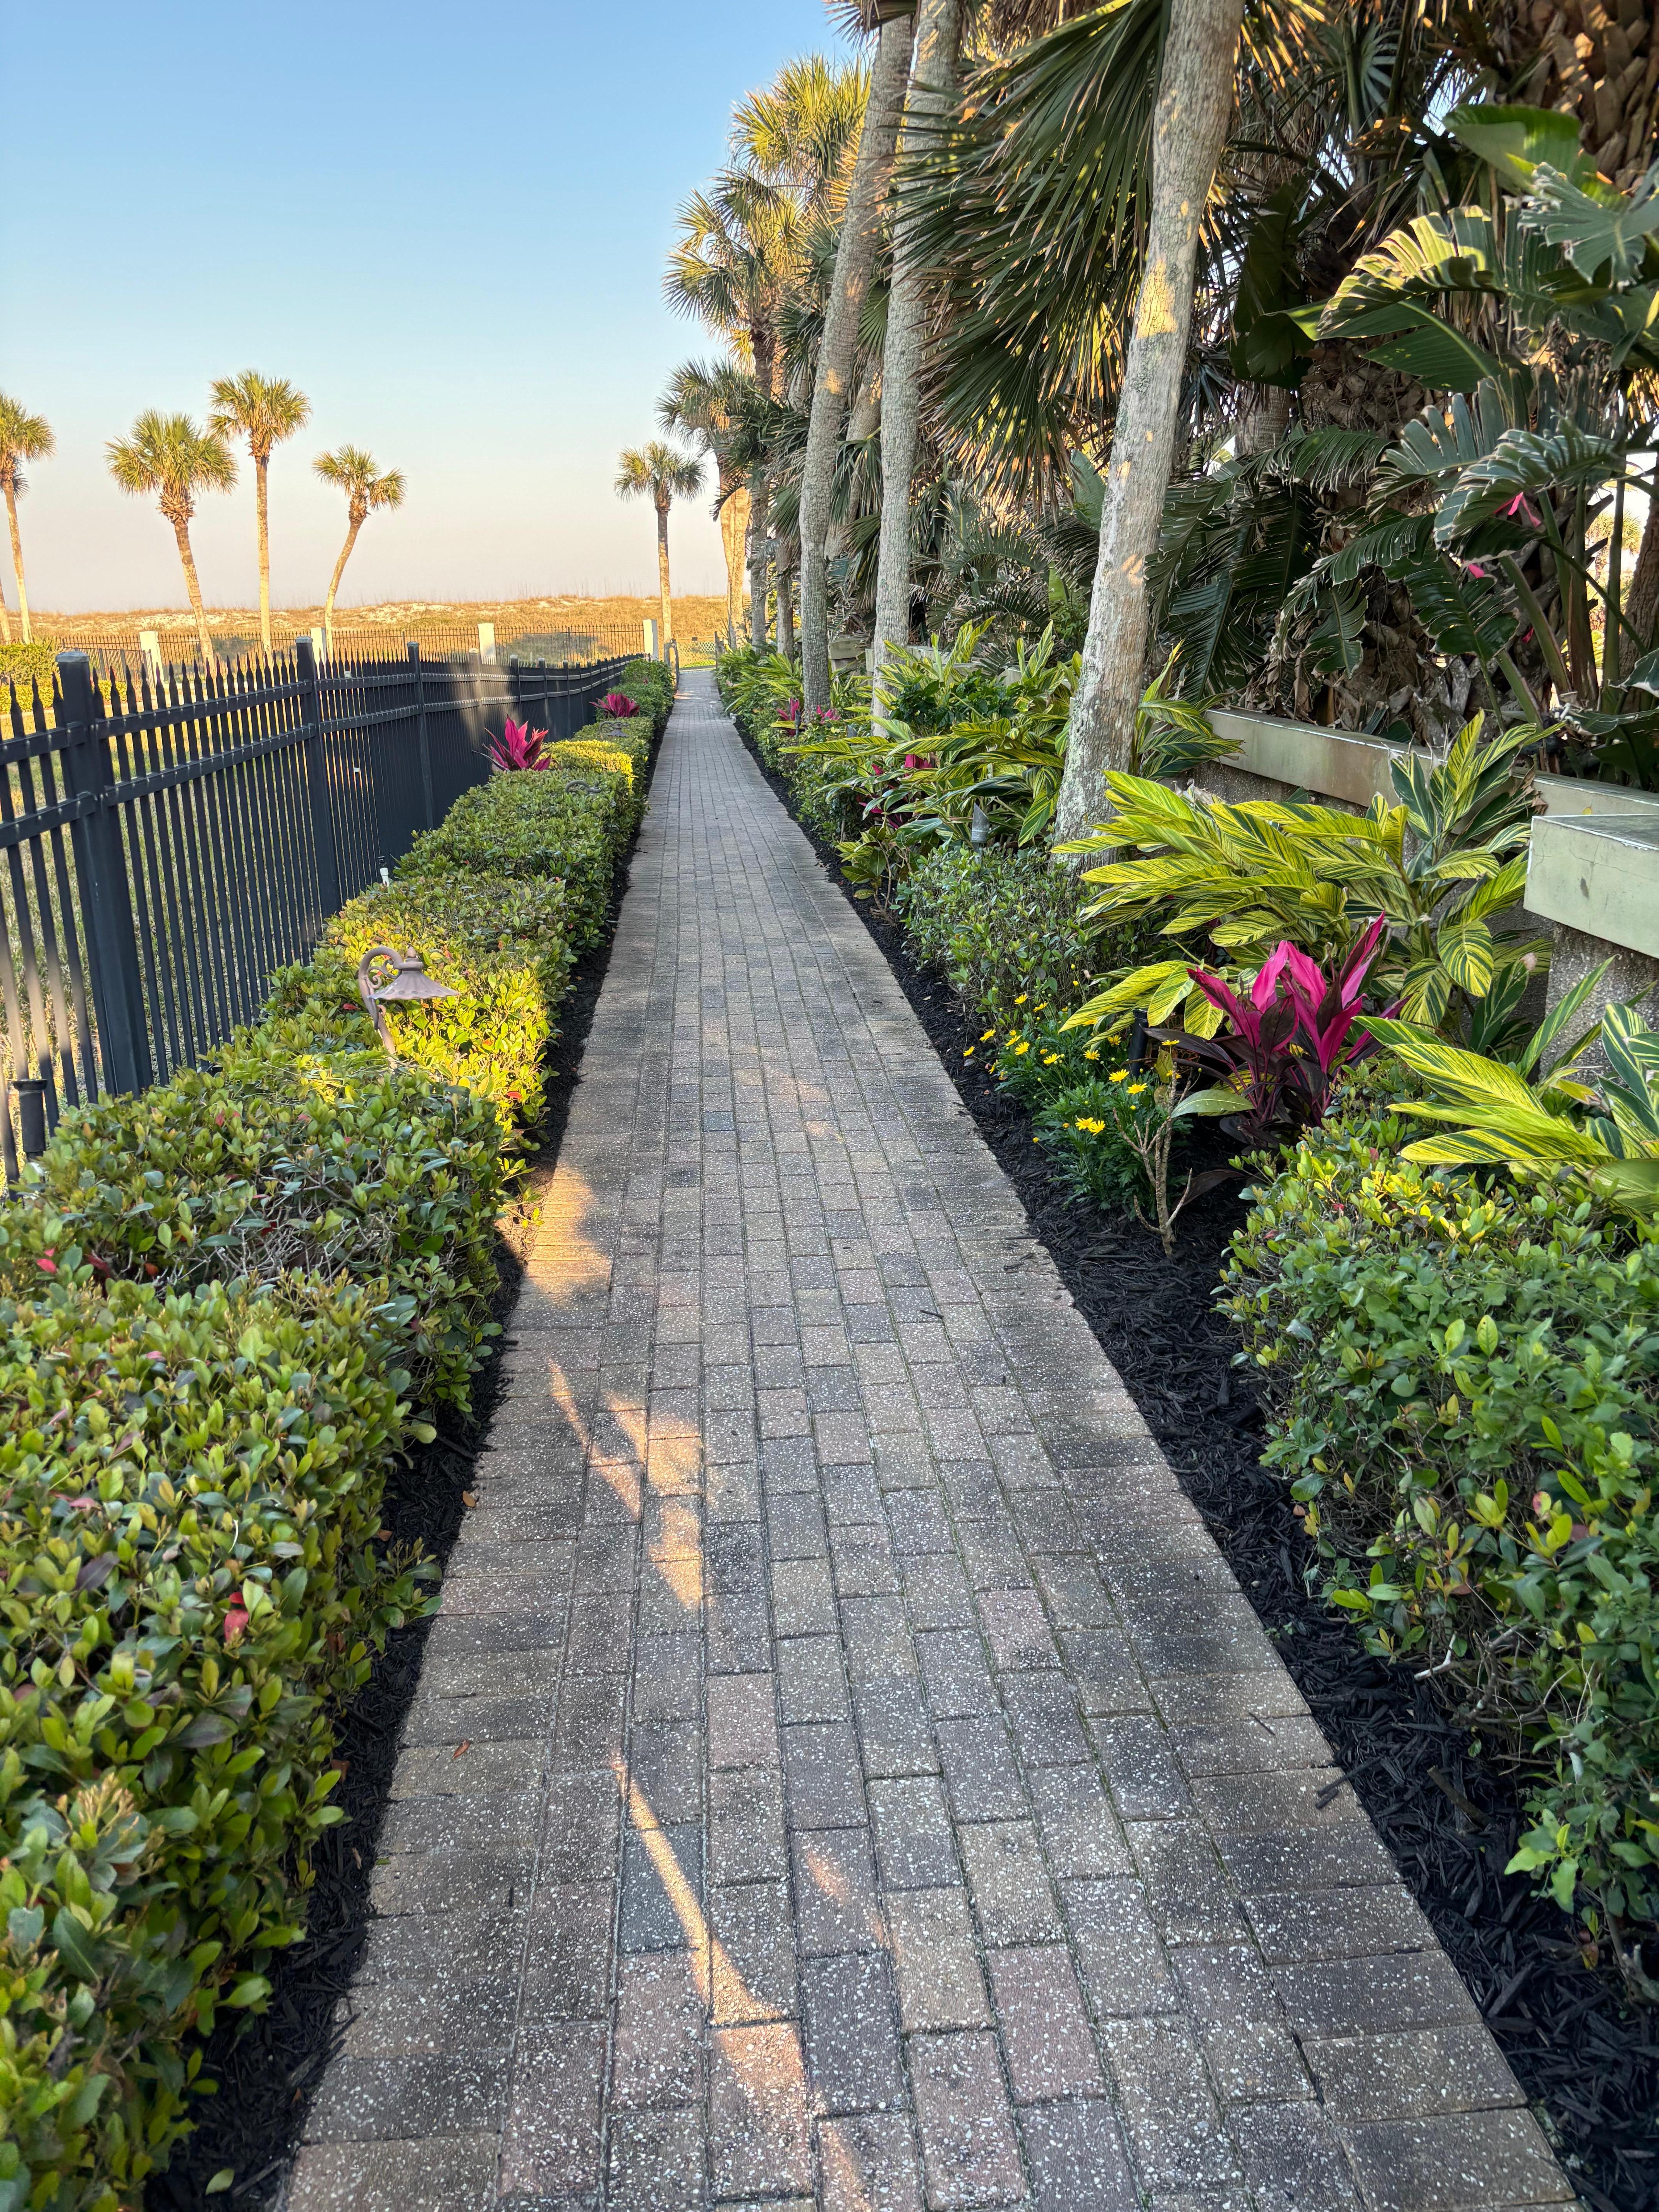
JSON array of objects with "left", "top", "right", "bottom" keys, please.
[
  {"left": 254, "top": 453, "right": 273, "bottom": 655},
  {"left": 5, "top": 481, "right": 30, "bottom": 646},
  {"left": 323, "top": 518, "right": 363, "bottom": 651},
  {"left": 777, "top": 539, "right": 797, "bottom": 660},
  {"left": 749, "top": 465, "right": 770, "bottom": 651},
  {"left": 172, "top": 514, "right": 216, "bottom": 666},
  {"left": 1624, "top": 489, "right": 1659, "bottom": 653},
  {"left": 1054, "top": 0, "right": 1245, "bottom": 846},
  {"left": 719, "top": 474, "right": 749, "bottom": 643},
  {"left": 873, "top": 0, "right": 961, "bottom": 697},
  {"left": 800, "top": 8, "right": 915, "bottom": 709},
  {"left": 657, "top": 502, "right": 675, "bottom": 648}
]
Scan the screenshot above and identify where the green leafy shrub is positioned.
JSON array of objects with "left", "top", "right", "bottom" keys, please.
[
  {"left": 0, "top": 1272, "right": 427, "bottom": 2210},
  {"left": 894, "top": 845, "right": 1115, "bottom": 1029},
  {"left": 1223, "top": 1116, "right": 1659, "bottom": 1935},
  {"left": 322, "top": 876, "right": 574, "bottom": 1130},
  {"left": 612, "top": 655, "right": 673, "bottom": 732},
  {"left": 0, "top": 639, "right": 59, "bottom": 692},
  {"left": 396, "top": 768, "right": 627, "bottom": 946},
  {"left": 572, "top": 720, "right": 652, "bottom": 774},
  {"left": 5, "top": 1039, "right": 505, "bottom": 1413}
]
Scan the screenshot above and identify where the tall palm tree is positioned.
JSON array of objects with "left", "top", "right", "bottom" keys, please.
[
  {"left": 0, "top": 393, "right": 55, "bottom": 649},
  {"left": 106, "top": 410, "right": 237, "bottom": 665},
  {"left": 668, "top": 53, "right": 868, "bottom": 653},
  {"left": 313, "top": 447, "right": 406, "bottom": 649},
  {"left": 206, "top": 370, "right": 311, "bottom": 655},
  {"left": 799, "top": 8, "right": 915, "bottom": 709},
  {"left": 872, "top": 0, "right": 963, "bottom": 691},
  {"left": 666, "top": 182, "right": 799, "bottom": 646},
  {"left": 616, "top": 441, "right": 705, "bottom": 651},
  {"left": 659, "top": 357, "right": 757, "bottom": 642},
  {"left": 1053, "top": 0, "right": 1246, "bottom": 842}
]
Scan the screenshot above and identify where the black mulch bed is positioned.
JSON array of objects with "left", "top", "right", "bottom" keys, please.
[
  {"left": 742, "top": 729, "right": 1659, "bottom": 2212},
  {"left": 149, "top": 736, "right": 662, "bottom": 2210}
]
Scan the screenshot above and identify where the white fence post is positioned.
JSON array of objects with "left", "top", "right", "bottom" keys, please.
[
  {"left": 139, "top": 630, "right": 162, "bottom": 675},
  {"left": 478, "top": 621, "right": 496, "bottom": 664},
  {"left": 643, "top": 618, "right": 659, "bottom": 661}
]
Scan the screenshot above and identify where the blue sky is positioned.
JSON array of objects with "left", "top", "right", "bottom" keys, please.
[{"left": 3, "top": 0, "right": 835, "bottom": 615}]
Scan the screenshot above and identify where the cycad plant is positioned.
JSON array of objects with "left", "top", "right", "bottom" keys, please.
[
  {"left": 0, "top": 392, "right": 54, "bottom": 648},
  {"left": 106, "top": 410, "right": 237, "bottom": 665},
  {"left": 207, "top": 371, "right": 311, "bottom": 654},
  {"left": 615, "top": 442, "right": 704, "bottom": 653},
  {"left": 313, "top": 447, "right": 405, "bottom": 649}
]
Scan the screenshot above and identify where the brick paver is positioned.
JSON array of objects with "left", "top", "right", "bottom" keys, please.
[{"left": 289, "top": 675, "right": 1571, "bottom": 2211}]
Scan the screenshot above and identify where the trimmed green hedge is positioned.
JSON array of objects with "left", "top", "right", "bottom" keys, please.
[
  {"left": 0, "top": 1272, "right": 425, "bottom": 2209},
  {"left": 1224, "top": 1117, "right": 1659, "bottom": 1927},
  {"left": 0, "top": 713, "right": 654, "bottom": 2205},
  {"left": 322, "top": 875, "right": 576, "bottom": 1132},
  {"left": 610, "top": 655, "right": 673, "bottom": 733},
  {"left": 396, "top": 761, "right": 632, "bottom": 947},
  {"left": 5, "top": 1037, "right": 503, "bottom": 1412}
]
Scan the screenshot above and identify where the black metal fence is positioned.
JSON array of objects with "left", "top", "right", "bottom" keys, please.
[{"left": 0, "top": 639, "right": 629, "bottom": 1177}]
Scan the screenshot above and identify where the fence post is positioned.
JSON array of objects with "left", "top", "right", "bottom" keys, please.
[
  {"left": 58, "top": 651, "right": 149, "bottom": 1093},
  {"left": 295, "top": 637, "right": 342, "bottom": 922},
  {"left": 408, "top": 641, "right": 435, "bottom": 830}
]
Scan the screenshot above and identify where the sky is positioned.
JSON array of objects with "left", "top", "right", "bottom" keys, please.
[{"left": 1, "top": 0, "right": 835, "bottom": 616}]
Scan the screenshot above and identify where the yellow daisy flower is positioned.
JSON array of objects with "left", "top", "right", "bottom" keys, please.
[
  {"left": 1127, "top": 1082, "right": 1147, "bottom": 1095},
  {"left": 1108, "top": 1069, "right": 1129, "bottom": 1084}
]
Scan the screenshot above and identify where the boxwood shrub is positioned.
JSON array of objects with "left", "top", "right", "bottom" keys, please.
[
  {"left": 1223, "top": 1116, "right": 1659, "bottom": 1931},
  {"left": 0, "top": 1272, "right": 426, "bottom": 2210}
]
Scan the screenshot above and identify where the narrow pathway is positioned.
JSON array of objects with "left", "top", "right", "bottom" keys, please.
[{"left": 289, "top": 674, "right": 1570, "bottom": 2212}]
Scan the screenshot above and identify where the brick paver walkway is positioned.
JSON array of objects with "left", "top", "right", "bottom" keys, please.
[{"left": 289, "top": 675, "right": 1570, "bottom": 2212}]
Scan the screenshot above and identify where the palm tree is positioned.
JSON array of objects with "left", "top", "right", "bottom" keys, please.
[
  {"left": 313, "top": 447, "right": 406, "bottom": 649},
  {"left": 207, "top": 371, "right": 311, "bottom": 655},
  {"left": 616, "top": 441, "right": 705, "bottom": 652},
  {"left": 659, "top": 357, "right": 757, "bottom": 642},
  {"left": 799, "top": 8, "right": 915, "bottom": 709},
  {"left": 1053, "top": 0, "right": 1247, "bottom": 843},
  {"left": 0, "top": 393, "right": 55, "bottom": 649},
  {"left": 666, "top": 182, "right": 798, "bottom": 647},
  {"left": 872, "top": 0, "right": 963, "bottom": 691},
  {"left": 106, "top": 410, "right": 237, "bottom": 665},
  {"left": 668, "top": 53, "right": 867, "bottom": 654}
]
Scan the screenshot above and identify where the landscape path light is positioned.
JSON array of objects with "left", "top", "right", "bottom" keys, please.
[{"left": 356, "top": 945, "right": 458, "bottom": 1061}]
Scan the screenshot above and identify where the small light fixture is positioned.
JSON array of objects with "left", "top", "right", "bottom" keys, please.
[
  {"left": 356, "top": 946, "right": 458, "bottom": 1060},
  {"left": 969, "top": 802, "right": 991, "bottom": 848}
]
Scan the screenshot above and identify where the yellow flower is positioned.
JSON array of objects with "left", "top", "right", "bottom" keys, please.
[
  {"left": 1035, "top": 1002, "right": 1048, "bottom": 1013},
  {"left": 1083, "top": 1049, "right": 1099, "bottom": 1061},
  {"left": 1041, "top": 1052, "right": 1061, "bottom": 1065},
  {"left": 1108, "top": 1069, "right": 1129, "bottom": 1084},
  {"left": 1127, "top": 1082, "right": 1148, "bottom": 1095},
  {"left": 1073, "top": 1116, "right": 1106, "bottom": 1134},
  {"left": 1014, "top": 994, "right": 1028, "bottom": 1005},
  {"left": 1013, "top": 1041, "right": 1031, "bottom": 1056},
  {"left": 980, "top": 1029, "right": 996, "bottom": 1042},
  {"left": 963, "top": 1047, "right": 975, "bottom": 1058}
]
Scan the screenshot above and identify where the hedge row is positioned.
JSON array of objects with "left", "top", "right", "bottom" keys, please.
[{"left": 0, "top": 702, "right": 658, "bottom": 2207}]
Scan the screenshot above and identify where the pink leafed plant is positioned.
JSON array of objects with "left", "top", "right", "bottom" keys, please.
[
  {"left": 488, "top": 716, "right": 551, "bottom": 772},
  {"left": 597, "top": 692, "right": 640, "bottom": 718},
  {"left": 1158, "top": 916, "right": 1396, "bottom": 1140}
]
